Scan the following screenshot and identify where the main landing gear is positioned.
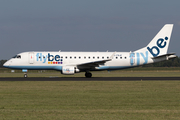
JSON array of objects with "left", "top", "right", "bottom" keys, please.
[{"left": 85, "top": 72, "right": 92, "bottom": 78}]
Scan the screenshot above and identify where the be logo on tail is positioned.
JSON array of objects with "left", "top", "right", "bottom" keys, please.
[{"left": 147, "top": 37, "right": 168, "bottom": 57}]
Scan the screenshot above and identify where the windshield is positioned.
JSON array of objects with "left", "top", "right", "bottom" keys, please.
[
  {"left": 12, "top": 55, "right": 21, "bottom": 59},
  {"left": 12, "top": 55, "right": 17, "bottom": 58}
]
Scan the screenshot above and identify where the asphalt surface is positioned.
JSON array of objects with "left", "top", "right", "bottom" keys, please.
[{"left": 0, "top": 77, "right": 180, "bottom": 81}]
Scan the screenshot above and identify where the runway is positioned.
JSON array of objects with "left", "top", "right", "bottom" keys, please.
[{"left": 0, "top": 77, "right": 180, "bottom": 81}]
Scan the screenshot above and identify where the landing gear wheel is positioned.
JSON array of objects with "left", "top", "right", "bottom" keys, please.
[
  {"left": 24, "top": 74, "right": 28, "bottom": 78},
  {"left": 85, "top": 72, "right": 92, "bottom": 78}
]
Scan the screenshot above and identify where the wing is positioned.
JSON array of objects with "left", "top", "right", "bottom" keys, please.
[
  {"left": 77, "top": 59, "right": 111, "bottom": 67},
  {"left": 77, "top": 52, "right": 116, "bottom": 67}
]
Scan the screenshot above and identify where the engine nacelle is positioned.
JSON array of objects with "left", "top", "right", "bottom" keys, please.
[
  {"left": 75, "top": 68, "right": 80, "bottom": 73},
  {"left": 62, "top": 66, "right": 75, "bottom": 75}
]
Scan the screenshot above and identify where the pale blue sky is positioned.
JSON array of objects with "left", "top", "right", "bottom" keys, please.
[{"left": 0, "top": 0, "right": 180, "bottom": 59}]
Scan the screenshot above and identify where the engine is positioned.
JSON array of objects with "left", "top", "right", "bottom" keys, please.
[{"left": 62, "top": 66, "right": 80, "bottom": 75}]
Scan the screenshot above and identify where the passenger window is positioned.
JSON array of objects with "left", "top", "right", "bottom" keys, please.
[
  {"left": 107, "top": 57, "right": 109, "bottom": 59},
  {"left": 125, "top": 57, "right": 127, "bottom": 59},
  {"left": 84, "top": 57, "right": 86, "bottom": 59},
  {"left": 97, "top": 57, "right": 99, "bottom": 59},
  {"left": 65, "top": 56, "right": 67, "bottom": 59},
  {"left": 79, "top": 57, "right": 81, "bottom": 59},
  {"left": 116, "top": 57, "right": 118, "bottom": 59},
  {"left": 89, "top": 57, "right": 90, "bottom": 59},
  {"left": 74, "top": 57, "right": 76, "bottom": 59},
  {"left": 102, "top": 57, "right": 104, "bottom": 59}
]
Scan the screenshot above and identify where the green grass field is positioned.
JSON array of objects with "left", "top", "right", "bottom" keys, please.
[
  {"left": 1, "top": 67, "right": 180, "bottom": 77},
  {"left": 1, "top": 71, "right": 180, "bottom": 77},
  {"left": 0, "top": 67, "right": 180, "bottom": 119},
  {"left": 0, "top": 81, "right": 180, "bottom": 120}
]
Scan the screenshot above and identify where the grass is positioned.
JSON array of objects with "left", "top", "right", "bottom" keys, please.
[
  {"left": 0, "top": 81, "right": 180, "bottom": 119},
  {"left": 1, "top": 70, "right": 180, "bottom": 77},
  {"left": 1, "top": 67, "right": 180, "bottom": 77}
]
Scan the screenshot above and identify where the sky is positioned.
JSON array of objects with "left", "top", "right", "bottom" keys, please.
[{"left": 0, "top": 0, "right": 180, "bottom": 59}]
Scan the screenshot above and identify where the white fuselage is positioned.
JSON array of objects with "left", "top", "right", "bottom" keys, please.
[{"left": 4, "top": 51, "right": 156, "bottom": 71}]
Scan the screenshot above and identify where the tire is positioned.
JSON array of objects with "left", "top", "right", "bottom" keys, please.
[
  {"left": 85, "top": 72, "right": 92, "bottom": 78},
  {"left": 24, "top": 74, "right": 28, "bottom": 78}
]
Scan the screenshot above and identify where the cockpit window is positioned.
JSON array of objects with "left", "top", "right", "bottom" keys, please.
[
  {"left": 12, "top": 55, "right": 21, "bottom": 59},
  {"left": 17, "top": 55, "right": 21, "bottom": 58},
  {"left": 12, "top": 55, "right": 17, "bottom": 58}
]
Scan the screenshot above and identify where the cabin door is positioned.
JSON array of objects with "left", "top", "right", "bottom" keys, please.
[
  {"left": 130, "top": 52, "right": 135, "bottom": 66},
  {"left": 29, "top": 52, "right": 34, "bottom": 64}
]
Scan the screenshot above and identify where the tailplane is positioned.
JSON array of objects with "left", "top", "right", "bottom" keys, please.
[{"left": 135, "top": 24, "right": 174, "bottom": 57}]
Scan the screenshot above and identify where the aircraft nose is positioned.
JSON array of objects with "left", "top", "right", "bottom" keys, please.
[{"left": 3, "top": 61, "right": 10, "bottom": 68}]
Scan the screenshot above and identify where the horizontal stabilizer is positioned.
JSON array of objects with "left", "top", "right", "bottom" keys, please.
[{"left": 152, "top": 53, "right": 177, "bottom": 60}]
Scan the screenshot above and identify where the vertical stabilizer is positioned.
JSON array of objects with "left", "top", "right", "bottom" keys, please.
[{"left": 134, "top": 24, "right": 173, "bottom": 57}]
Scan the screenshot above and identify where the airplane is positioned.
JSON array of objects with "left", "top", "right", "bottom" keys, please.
[{"left": 3, "top": 24, "right": 177, "bottom": 78}]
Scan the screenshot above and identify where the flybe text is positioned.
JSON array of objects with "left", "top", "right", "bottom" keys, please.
[
  {"left": 130, "top": 51, "right": 148, "bottom": 66},
  {"left": 36, "top": 53, "right": 63, "bottom": 64}
]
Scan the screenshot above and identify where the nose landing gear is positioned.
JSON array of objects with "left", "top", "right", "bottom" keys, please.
[
  {"left": 24, "top": 73, "right": 28, "bottom": 78},
  {"left": 22, "top": 69, "right": 28, "bottom": 78}
]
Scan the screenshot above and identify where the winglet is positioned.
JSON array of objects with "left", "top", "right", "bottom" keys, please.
[{"left": 110, "top": 51, "right": 116, "bottom": 59}]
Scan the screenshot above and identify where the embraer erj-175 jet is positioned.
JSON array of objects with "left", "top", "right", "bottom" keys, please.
[{"left": 3, "top": 24, "right": 176, "bottom": 78}]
